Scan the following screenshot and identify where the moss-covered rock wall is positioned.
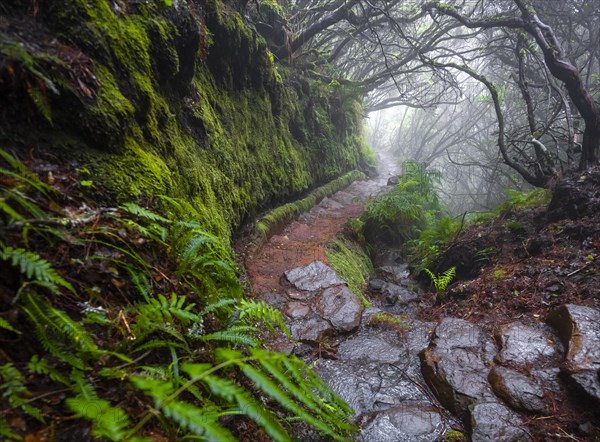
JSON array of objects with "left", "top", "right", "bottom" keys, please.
[{"left": 0, "top": 0, "right": 371, "bottom": 239}]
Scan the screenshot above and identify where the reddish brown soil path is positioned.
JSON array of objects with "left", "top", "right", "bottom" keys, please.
[
  {"left": 244, "top": 152, "right": 398, "bottom": 298},
  {"left": 246, "top": 200, "right": 364, "bottom": 296}
]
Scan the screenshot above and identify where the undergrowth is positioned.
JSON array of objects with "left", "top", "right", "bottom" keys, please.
[
  {"left": 324, "top": 238, "right": 372, "bottom": 307},
  {"left": 0, "top": 149, "right": 357, "bottom": 440}
]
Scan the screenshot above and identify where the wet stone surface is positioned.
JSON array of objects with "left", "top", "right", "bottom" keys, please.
[
  {"left": 546, "top": 304, "right": 600, "bottom": 401},
  {"left": 361, "top": 403, "right": 446, "bottom": 442},
  {"left": 495, "top": 322, "right": 562, "bottom": 367},
  {"left": 488, "top": 366, "right": 547, "bottom": 413},
  {"left": 284, "top": 260, "right": 343, "bottom": 292},
  {"left": 315, "top": 285, "right": 362, "bottom": 332},
  {"left": 421, "top": 318, "right": 498, "bottom": 414},
  {"left": 470, "top": 401, "right": 530, "bottom": 442}
]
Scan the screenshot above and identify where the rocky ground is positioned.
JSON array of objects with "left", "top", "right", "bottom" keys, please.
[{"left": 243, "top": 161, "right": 600, "bottom": 441}]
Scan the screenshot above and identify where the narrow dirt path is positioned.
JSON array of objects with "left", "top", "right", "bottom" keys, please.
[{"left": 246, "top": 153, "right": 395, "bottom": 297}]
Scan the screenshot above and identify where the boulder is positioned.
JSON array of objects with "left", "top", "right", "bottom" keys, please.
[
  {"left": 495, "top": 322, "right": 561, "bottom": 367},
  {"left": 283, "top": 260, "right": 343, "bottom": 292},
  {"left": 289, "top": 316, "right": 331, "bottom": 342},
  {"left": 315, "top": 285, "right": 363, "bottom": 332},
  {"left": 362, "top": 404, "right": 447, "bottom": 442},
  {"left": 546, "top": 304, "right": 600, "bottom": 401},
  {"left": 470, "top": 401, "right": 531, "bottom": 441},
  {"left": 420, "top": 318, "right": 497, "bottom": 416},
  {"left": 488, "top": 366, "right": 547, "bottom": 413}
]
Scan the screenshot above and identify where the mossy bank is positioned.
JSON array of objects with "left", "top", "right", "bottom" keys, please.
[{"left": 0, "top": 0, "right": 373, "bottom": 241}]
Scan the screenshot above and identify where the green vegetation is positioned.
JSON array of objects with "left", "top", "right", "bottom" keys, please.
[
  {"left": 255, "top": 170, "right": 366, "bottom": 239},
  {"left": 424, "top": 267, "right": 456, "bottom": 292},
  {"left": 0, "top": 149, "right": 357, "bottom": 440},
  {"left": 0, "top": 0, "right": 371, "bottom": 242},
  {"left": 325, "top": 238, "right": 373, "bottom": 305},
  {"left": 367, "top": 312, "right": 412, "bottom": 333},
  {"left": 325, "top": 239, "right": 373, "bottom": 307},
  {"left": 362, "top": 161, "right": 442, "bottom": 243}
]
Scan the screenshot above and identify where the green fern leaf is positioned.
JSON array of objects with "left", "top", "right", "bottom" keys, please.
[
  {"left": 0, "top": 246, "right": 74, "bottom": 294},
  {"left": 120, "top": 203, "right": 169, "bottom": 223},
  {"left": 67, "top": 372, "right": 136, "bottom": 441},
  {"left": 0, "top": 317, "right": 20, "bottom": 334}
]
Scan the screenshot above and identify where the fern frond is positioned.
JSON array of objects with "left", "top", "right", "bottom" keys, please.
[
  {"left": 119, "top": 203, "right": 169, "bottom": 223},
  {"left": 0, "top": 363, "right": 44, "bottom": 423},
  {"left": 28, "top": 355, "right": 69, "bottom": 385},
  {"left": 237, "top": 300, "right": 291, "bottom": 337},
  {"left": 200, "top": 298, "right": 237, "bottom": 316},
  {"left": 131, "top": 375, "right": 237, "bottom": 442},
  {"left": 1, "top": 245, "right": 74, "bottom": 294},
  {"left": 0, "top": 317, "right": 20, "bottom": 334},
  {"left": 200, "top": 327, "right": 260, "bottom": 346},
  {"left": 22, "top": 293, "right": 100, "bottom": 369},
  {"left": 67, "top": 371, "right": 137, "bottom": 441},
  {"left": 185, "top": 366, "right": 290, "bottom": 442},
  {"left": 0, "top": 415, "right": 22, "bottom": 440}
]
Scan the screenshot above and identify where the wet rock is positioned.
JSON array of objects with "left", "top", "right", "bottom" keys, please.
[
  {"left": 387, "top": 175, "right": 401, "bottom": 186},
  {"left": 488, "top": 366, "right": 547, "bottom": 413},
  {"left": 289, "top": 316, "right": 331, "bottom": 342},
  {"left": 368, "top": 278, "right": 386, "bottom": 292},
  {"left": 362, "top": 404, "right": 446, "bottom": 442},
  {"left": 330, "top": 190, "right": 357, "bottom": 206},
  {"left": 546, "top": 304, "right": 600, "bottom": 401},
  {"left": 495, "top": 322, "right": 561, "bottom": 366},
  {"left": 315, "top": 360, "right": 429, "bottom": 416},
  {"left": 315, "top": 285, "right": 362, "bottom": 332},
  {"left": 383, "top": 282, "right": 419, "bottom": 305},
  {"left": 470, "top": 401, "right": 531, "bottom": 441},
  {"left": 379, "top": 265, "right": 410, "bottom": 283},
  {"left": 420, "top": 318, "right": 496, "bottom": 416},
  {"left": 284, "top": 260, "right": 343, "bottom": 292},
  {"left": 337, "top": 329, "right": 404, "bottom": 364},
  {"left": 319, "top": 196, "right": 344, "bottom": 210},
  {"left": 282, "top": 301, "right": 310, "bottom": 319},
  {"left": 530, "top": 367, "right": 562, "bottom": 393}
]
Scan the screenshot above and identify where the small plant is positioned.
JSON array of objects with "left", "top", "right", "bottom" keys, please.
[
  {"left": 423, "top": 266, "right": 456, "bottom": 292},
  {"left": 367, "top": 312, "right": 412, "bottom": 333}
]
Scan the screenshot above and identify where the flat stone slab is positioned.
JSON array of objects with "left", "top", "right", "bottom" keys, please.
[
  {"left": 361, "top": 404, "right": 446, "bottom": 442},
  {"left": 547, "top": 304, "right": 600, "bottom": 401},
  {"left": 315, "top": 360, "right": 429, "bottom": 416},
  {"left": 289, "top": 316, "right": 331, "bottom": 342},
  {"left": 495, "top": 322, "right": 562, "bottom": 367},
  {"left": 284, "top": 260, "right": 343, "bottom": 292},
  {"left": 337, "top": 329, "right": 406, "bottom": 364}
]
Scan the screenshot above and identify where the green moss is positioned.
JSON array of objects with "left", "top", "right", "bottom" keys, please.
[
  {"left": 254, "top": 170, "right": 366, "bottom": 239},
  {"left": 368, "top": 313, "right": 412, "bottom": 333},
  {"left": 3, "top": 0, "right": 371, "bottom": 244},
  {"left": 325, "top": 239, "right": 373, "bottom": 307}
]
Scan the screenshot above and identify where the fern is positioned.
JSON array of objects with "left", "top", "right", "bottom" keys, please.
[
  {"left": 66, "top": 371, "right": 140, "bottom": 441},
  {"left": 200, "top": 326, "right": 261, "bottom": 346},
  {"left": 0, "top": 363, "right": 44, "bottom": 423},
  {"left": 236, "top": 299, "right": 291, "bottom": 338},
  {"left": 0, "top": 415, "right": 22, "bottom": 441},
  {"left": 119, "top": 202, "right": 169, "bottom": 223},
  {"left": 221, "top": 348, "right": 356, "bottom": 441},
  {"left": 27, "top": 355, "right": 69, "bottom": 385},
  {"left": 131, "top": 375, "right": 238, "bottom": 441},
  {"left": 424, "top": 266, "right": 456, "bottom": 292},
  {"left": 21, "top": 293, "right": 101, "bottom": 370},
  {"left": 0, "top": 317, "right": 20, "bottom": 334},
  {"left": 0, "top": 245, "right": 74, "bottom": 295}
]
